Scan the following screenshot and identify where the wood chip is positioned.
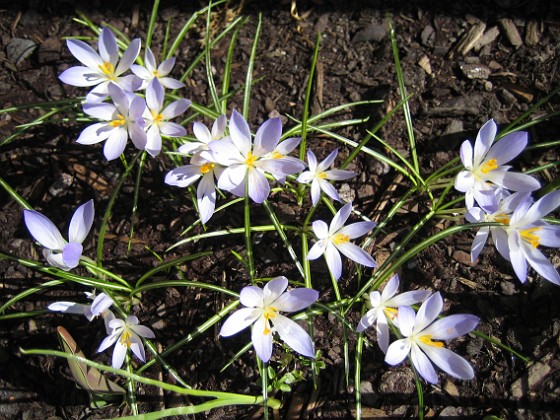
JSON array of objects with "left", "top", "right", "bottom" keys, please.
[
  {"left": 525, "top": 19, "right": 541, "bottom": 46},
  {"left": 473, "top": 26, "right": 500, "bottom": 51},
  {"left": 418, "top": 54, "right": 432, "bottom": 75},
  {"left": 499, "top": 18, "right": 523, "bottom": 47},
  {"left": 449, "top": 22, "right": 486, "bottom": 58},
  {"left": 502, "top": 82, "right": 534, "bottom": 102}
]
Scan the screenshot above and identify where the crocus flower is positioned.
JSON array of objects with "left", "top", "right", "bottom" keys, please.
[
  {"left": 97, "top": 315, "right": 155, "bottom": 369},
  {"left": 296, "top": 149, "right": 356, "bottom": 206},
  {"left": 385, "top": 292, "right": 479, "bottom": 384},
  {"left": 491, "top": 190, "right": 560, "bottom": 285},
  {"left": 59, "top": 27, "right": 141, "bottom": 103},
  {"left": 356, "top": 274, "right": 431, "bottom": 353},
  {"left": 454, "top": 119, "right": 540, "bottom": 210},
  {"left": 209, "top": 110, "right": 303, "bottom": 203},
  {"left": 131, "top": 46, "right": 185, "bottom": 90},
  {"left": 48, "top": 292, "right": 115, "bottom": 333},
  {"left": 143, "top": 80, "right": 191, "bottom": 157},
  {"left": 77, "top": 84, "right": 147, "bottom": 160},
  {"left": 165, "top": 150, "right": 222, "bottom": 224},
  {"left": 307, "top": 202, "right": 377, "bottom": 280},
  {"left": 23, "top": 200, "right": 94, "bottom": 271},
  {"left": 465, "top": 191, "right": 532, "bottom": 262},
  {"left": 177, "top": 115, "right": 227, "bottom": 156},
  {"left": 220, "top": 276, "right": 318, "bottom": 363}
]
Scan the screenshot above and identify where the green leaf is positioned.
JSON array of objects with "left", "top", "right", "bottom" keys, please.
[{"left": 57, "top": 326, "right": 125, "bottom": 408}]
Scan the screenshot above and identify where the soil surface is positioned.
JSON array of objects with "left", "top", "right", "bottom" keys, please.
[{"left": 1, "top": 0, "right": 560, "bottom": 419}]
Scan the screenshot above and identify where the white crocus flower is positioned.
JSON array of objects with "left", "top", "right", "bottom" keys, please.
[
  {"left": 307, "top": 202, "right": 377, "bottom": 280},
  {"left": 178, "top": 115, "right": 227, "bottom": 156},
  {"left": 297, "top": 149, "right": 356, "bottom": 206},
  {"left": 385, "top": 292, "right": 479, "bottom": 384},
  {"left": 220, "top": 276, "right": 319, "bottom": 363},
  {"left": 58, "top": 27, "right": 141, "bottom": 103},
  {"left": 465, "top": 191, "right": 533, "bottom": 262},
  {"left": 143, "top": 80, "right": 190, "bottom": 157},
  {"left": 48, "top": 292, "right": 115, "bottom": 333},
  {"left": 131, "top": 46, "right": 185, "bottom": 90},
  {"left": 454, "top": 119, "right": 540, "bottom": 211},
  {"left": 97, "top": 315, "right": 155, "bottom": 369},
  {"left": 491, "top": 190, "right": 560, "bottom": 285},
  {"left": 165, "top": 150, "right": 223, "bottom": 224},
  {"left": 356, "top": 274, "right": 431, "bottom": 353},
  {"left": 23, "top": 200, "right": 94, "bottom": 271},
  {"left": 209, "top": 110, "right": 303, "bottom": 204},
  {"left": 77, "top": 84, "right": 147, "bottom": 160}
]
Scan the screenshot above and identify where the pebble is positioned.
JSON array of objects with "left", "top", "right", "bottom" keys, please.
[{"left": 6, "top": 38, "right": 37, "bottom": 66}]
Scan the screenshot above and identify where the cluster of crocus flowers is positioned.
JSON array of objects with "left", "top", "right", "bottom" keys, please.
[
  {"left": 357, "top": 280, "right": 479, "bottom": 384},
  {"left": 220, "top": 276, "right": 318, "bottom": 363},
  {"left": 59, "top": 27, "right": 189, "bottom": 160},
  {"left": 457, "top": 119, "right": 560, "bottom": 286}
]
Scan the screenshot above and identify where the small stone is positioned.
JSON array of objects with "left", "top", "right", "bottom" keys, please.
[
  {"left": 6, "top": 37, "right": 37, "bottom": 66},
  {"left": 460, "top": 63, "right": 491, "bottom": 80},
  {"left": 360, "top": 380, "right": 378, "bottom": 406},
  {"left": 421, "top": 25, "right": 435, "bottom": 47},
  {"left": 452, "top": 250, "right": 476, "bottom": 266},
  {"left": 418, "top": 55, "right": 432, "bottom": 75}
]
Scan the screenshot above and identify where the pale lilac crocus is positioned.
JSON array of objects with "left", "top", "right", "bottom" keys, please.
[
  {"left": 454, "top": 119, "right": 540, "bottom": 211},
  {"left": 97, "top": 315, "right": 155, "bottom": 369},
  {"left": 59, "top": 27, "right": 141, "bottom": 103},
  {"left": 165, "top": 150, "right": 222, "bottom": 224},
  {"left": 297, "top": 149, "right": 356, "bottom": 206},
  {"left": 491, "top": 190, "right": 560, "bottom": 285},
  {"left": 131, "top": 46, "right": 185, "bottom": 90},
  {"left": 143, "top": 80, "right": 191, "bottom": 157},
  {"left": 23, "top": 200, "right": 94, "bottom": 271},
  {"left": 48, "top": 292, "right": 115, "bottom": 333},
  {"left": 385, "top": 292, "right": 479, "bottom": 384},
  {"left": 220, "top": 276, "right": 318, "bottom": 363},
  {"left": 177, "top": 115, "right": 227, "bottom": 156},
  {"left": 209, "top": 110, "right": 303, "bottom": 203},
  {"left": 307, "top": 202, "right": 377, "bottom": 280},
  {"left": 78, "top": 84, "right": 147, "bottom": 160},
  {"left": 465, "top": 191, "right": 533, "bottom": 262},
  {"left": 356, "top": 274, "right": 431, "bottom": 353}
]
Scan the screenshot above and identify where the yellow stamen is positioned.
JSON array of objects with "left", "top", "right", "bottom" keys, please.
[
  {"left": 383, "top": 307, "right": 398, "bottom": 321},
  {"left": 120, "top": 330, "right": 132, "bottom": 347},
  {"left": 245, "top": 151, "right": 257, "bottom": 167},
  {"left": 493, "top": 213, "right": 510, "bottom": 225},
  {"left": 333, "top": 233, "right": 350, "bottom": 245},
  {"left": 317, "top": 171, "right": 328, "bottom": 179},
  {"left": 151, "top": 110, "right": 164, "bottom": 123},
  {"left": 109, "top": 114, "right": 126, "bottom": 127},
  {"left": 418, "top": 334, "right": 444, "bottom": 348},
  {"left": 262, "top": 306, "right": 278, "bottom": 336},
  {"left": 481, "top": 158, "right": 498, "bottom": 174},
  {"left": 98, "top": 62, "right": 115, "bottom": 77},
  {"left": 520, "top": 227, "right": 541, "bottom": 248},
  {"left": 200, "top": 162, "right": 215, "bottom": 174},
  {"left": 152, "top": 69, "right": 161, "bottom": 78},
  {"left": 271, "top": 151, "right": 284, "bottom": 159}
]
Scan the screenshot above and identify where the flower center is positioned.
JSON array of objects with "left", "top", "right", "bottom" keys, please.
[
  {"left": 200, "top": 162, "right": 215, "bottom": 174},
  {"left": 271, "top": 151, "right": 284, "bottom": 159},
  {"left": 262, "top": 306, "right": 278, "bottom": 335},
  {"left": 109, "top": 114, "right": 126, "bottom": 127},
  {"left": 418, "top": 334, "right": 444, "bottom": 348},
  {"left": 493, "top": 213, "right": 510, "bottom": 225},
  {"left": 120, "top": 330, "right": 132, "bottom": 347},
  {"left": 317, "top": 171, "right": 328, "bottom": 179},
  {"left": 152, "top": 69, "right": 161, "bottom": 78},
  {"left": 99, "top": 62, "right": 115, "bottom": 78},
  {"left": 480, "top": 158, "right": 498, "bottom": 174},
  {"left": 520, "top": 227, "right": 541, "bottom": 248},
  {"left": 383, "top": 307, "right": 398, "bottom": 321},
  {"left": 332, "top": 233, "right": 350, "bottom": 245},
  {"left": 151, "top": 110, "right": 164, "bottom": 123},
  {"left": 245, "top": 151, "right": 258, "bottom": 167}
]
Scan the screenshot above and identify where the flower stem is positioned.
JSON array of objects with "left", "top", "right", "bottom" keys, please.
[{"left": 244, "top": 179, "right": 256, "bottom": 284}]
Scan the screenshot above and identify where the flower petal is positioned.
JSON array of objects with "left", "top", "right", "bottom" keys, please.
[
  {"left": 325, "top": 242, "right": 343, "bottom": 280},
  {"left": 522, "top": 242, "right": 560, "bottom": 285},
  {"left": 335, "top": 242, "right": 377, "bottom": 268},
  {"left": 62, "top": 242, "right": 83, "bottom": 268},
  {"left": 247, "top": 168, "right": 270, "bottom": 203},
  {"left": 240, "top": 286, "right": 264, "bottom": 307},
  {"left": 508, "top": 232, "right": 527, "bottom": 282},
  {"left": 420, "top": 344, "right": 474, "bottom": 380},
  {"left": 252, "top": 316, "right": 274, "bottom": 362},
  {"left": 339, "top": 221, "right": 375, "bottom": 239},
  {"left": 385, "top": 338, "right": 411, "bottom": 366},
  {"left": 220, "top": 307, "right": 261, "bottom": 336},
  {"left": 330, "top": 202, "right": 352, "bottom": 234},
  {"left": 273, "top": 315, "right": 315, "bottom": 358},
  {"left": 459, "top": 140, "right": 473, "bottom": 168},
  {"left": 414, "top": 292, "right": 443, "bottom": 334},
  {"left": 23, "top": 210, "right": 65, "bottom": 250},
  {"left": 424, "top": 314, "right": 479, "bottom": 340},
  {"left": 487, "top": 130, "right": 527, "bottom": 166},
  {"left": 229, "top": 110, "right": 251, "bottom": 156},
  {"left": 473, "top": 119, "right": 497, "bottom": 167},
  {"left": 66, "top": 39, "right": 103, "bottom": 69},
  {"left": 98, "top": 27, "right": 119, "bottom": 64},
  {"left": 115, "top": 38, "right": 141, "bottom": 75},
  {"left": 253, "top": 117, "right": 281, "bottom": 156},
  {"left": 410, "top": 343, "right": 439, "bottom": 384},
  {"left": 111, "top": 342, "right": 127, "bottom": 369},
  {"left": 68, "top": 200, "right": 94, "bottom": 244},
  {"left": 59, "top": 66, "right": 103, "bottom": 87},
  {"left": 103, "top": 128, "right": 128, "bottom": 161},
  {"left": 273, "top": 288, "right": 318, "bottom": 312},
  {"left": 263, "top": 277, "right": 289, "bottom": 304},
  {"left": 470, "top": 227, "right": 490, "bottom": 262}
]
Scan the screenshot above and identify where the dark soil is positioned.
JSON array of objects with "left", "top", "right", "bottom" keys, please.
[{"left": 1, "top": 0, "right": 560, "bottom": 418}]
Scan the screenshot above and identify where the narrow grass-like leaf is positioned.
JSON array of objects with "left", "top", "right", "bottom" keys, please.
[{"left": 243, "top": 13, "right": 262, "bottom": 119}]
